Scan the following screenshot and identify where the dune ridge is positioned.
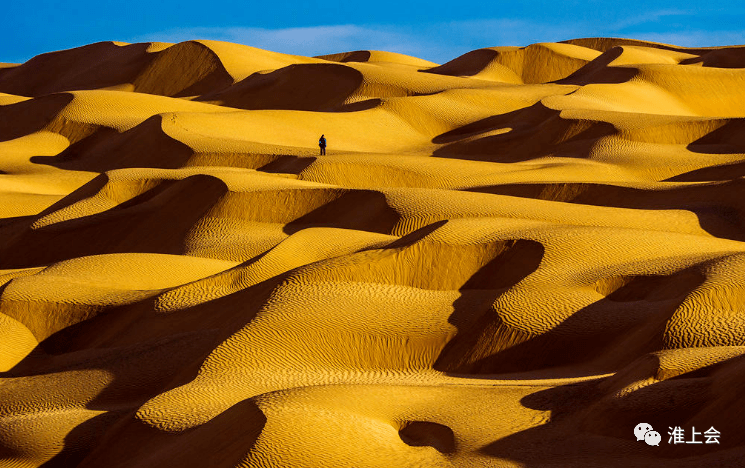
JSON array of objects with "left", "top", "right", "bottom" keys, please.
[{"left": 0, "top": 38, "right": 744, "bottom": 467}]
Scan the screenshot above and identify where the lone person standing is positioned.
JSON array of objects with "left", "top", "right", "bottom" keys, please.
[{"left": 319, "top": 134, "right": 327, "bottom": 155}]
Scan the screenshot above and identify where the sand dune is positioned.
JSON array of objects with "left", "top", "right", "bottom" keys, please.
[{"left": 0, "top": 38, "right": 744, "bottom": 467}]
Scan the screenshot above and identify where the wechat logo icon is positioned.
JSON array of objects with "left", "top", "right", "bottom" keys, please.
[{"left": 634, "top": 423, "right": 660, "bottom": 446}]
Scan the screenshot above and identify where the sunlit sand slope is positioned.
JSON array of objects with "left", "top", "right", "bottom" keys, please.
[{"left": 0, "top": 38, "right": 744, "bottom": 467}]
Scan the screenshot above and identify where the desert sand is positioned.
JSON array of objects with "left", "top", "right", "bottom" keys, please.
[{"left": 0, "top": 37, "right": 744, "bottom": 467}]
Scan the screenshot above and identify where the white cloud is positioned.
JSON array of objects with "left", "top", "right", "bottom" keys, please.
[
  {"left": 128, "top": 18, "right": 745, "bottom": 65},
  {"left": 632, "top": 31, "right": 745, "bottom": 47}
]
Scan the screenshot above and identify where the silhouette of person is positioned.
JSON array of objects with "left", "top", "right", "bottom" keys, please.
[{"left": 319, "top": 134, "right": 326, "bottom": 155}]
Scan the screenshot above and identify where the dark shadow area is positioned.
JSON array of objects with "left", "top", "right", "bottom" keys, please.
[
  {"left": 399, "top": 421, "right": 456, "bottom": 454},
  {"left": 602, "top": 272, "right": 707, "bottom": 303},
  {"left": 44, "top": 399, "right": 266, "bottom": 468},
  {"left": 459, "top": 240, "right": 545, "bottom": 292},
  {"left": 383, "top": 220, "right": 447, "bottom": 250},
  {"left": 0, "top": 214, "right": 34, "bottom": 229},
  {"left": 685, "top": 119, "right": 745, "bottom": 155},
  {"left": 30, "top": 115, "right": 194, "bottom": 172},
  {"left": 432, "top": 102, "right": 617, "bottom": 162},
  {"left": 478, "top": 378, "right": 652, "bottom": 465},
  {"left": 132, "top": 41, "right": 234, "bottom": 98},
  {"left": 479, "top": 353, "right": 745, "bottom": 465},
  {"left": 198, "top": 63, "right": 373, "bottom": 112},
  {"left": 3, "top": 272, "right": 282, "bottom": 467},
  {"left": 425, "top": 44, "right": 637, "bottom": 85},
  {"left": 0, "top": 93, "right": 74, "bottom": 142},
  {"left": 428, "top": 48, "right": 638, "bottom": 163},
  {"left": 0, "top": 42, "right": 154, "bottom": 97},
  {"left": 410, "top": 90, "right": 444, "bottom": 97},
  {"left": 316, "top": 50, "right": 373, "bottom": 63},
  {"left": 662, "top": 120, "right": 745, "bottom": 182},
  {"left": 437, "top": 264, "right": 706, "bottom": 375},
  {"left": 36, "top": 172, "right": 111, "bottom": 221},
  {"left": 336, "top": 98, "right": 382, "bottom": 112},
  {"left": 467, "top": 180, "right": 745, "bottom": 242},
  {"left": 679, "top": 47, "right": 745, "bottom": 68},
  {"left": 283, "top": 189, "right": 400, "bottom": 235},
  {"left": 0, "top": 40, "right": 238, "bottom": 100},
  {"left": 4, "top": 266, "right": 283, "bottom": 374},
  {"left": 38, "top": 411, "right": 127, "bottom": 468},
  {"left": 424, "top": 49, "right": 499, "bottom": 77},
  {"left": 667, "top": 160, "right": 745, "bottom": 183},
  {"left": 258, "top": 155, "right": 316, "bottom": 174},
  {"left": 0, "top": 174, "right": 229, "bottom": 268},
  {"left": 434, "top": 239, "right": 544, "bottom": 372},
  {"left": 555, "top": 46, "right": 638, "bottom": 85}
]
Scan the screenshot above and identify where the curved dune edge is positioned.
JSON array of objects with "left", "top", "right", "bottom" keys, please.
[{"left": 0, "top": 37, "right": 744, "bottom": 467}]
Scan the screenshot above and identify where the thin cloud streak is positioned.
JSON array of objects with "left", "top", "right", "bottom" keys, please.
[
  {"left": 633, "top": 31, "right": 745, "bottom": 47},
  {"left": 130, "top": 25, "right": 424, "bottom": 59},
  {"left": 608, "top": 9, "right": 693, "bottom": 30}
]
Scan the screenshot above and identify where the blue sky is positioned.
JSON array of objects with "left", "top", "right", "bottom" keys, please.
[{"left": 3, "top": 1, "right": 745, "bottom": 64}]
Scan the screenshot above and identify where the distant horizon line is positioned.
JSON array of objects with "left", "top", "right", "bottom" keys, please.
[{"left": 4, "top": 34, "right": 745, "bottom": 67}]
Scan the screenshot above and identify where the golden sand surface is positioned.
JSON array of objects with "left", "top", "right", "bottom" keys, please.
[{"left": 0, "top": 38, "right": 744, "bottom": 467}]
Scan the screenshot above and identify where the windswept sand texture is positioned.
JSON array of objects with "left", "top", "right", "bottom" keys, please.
[{"left": 0, "top": 38, "right": 744, "bottom": 467}]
